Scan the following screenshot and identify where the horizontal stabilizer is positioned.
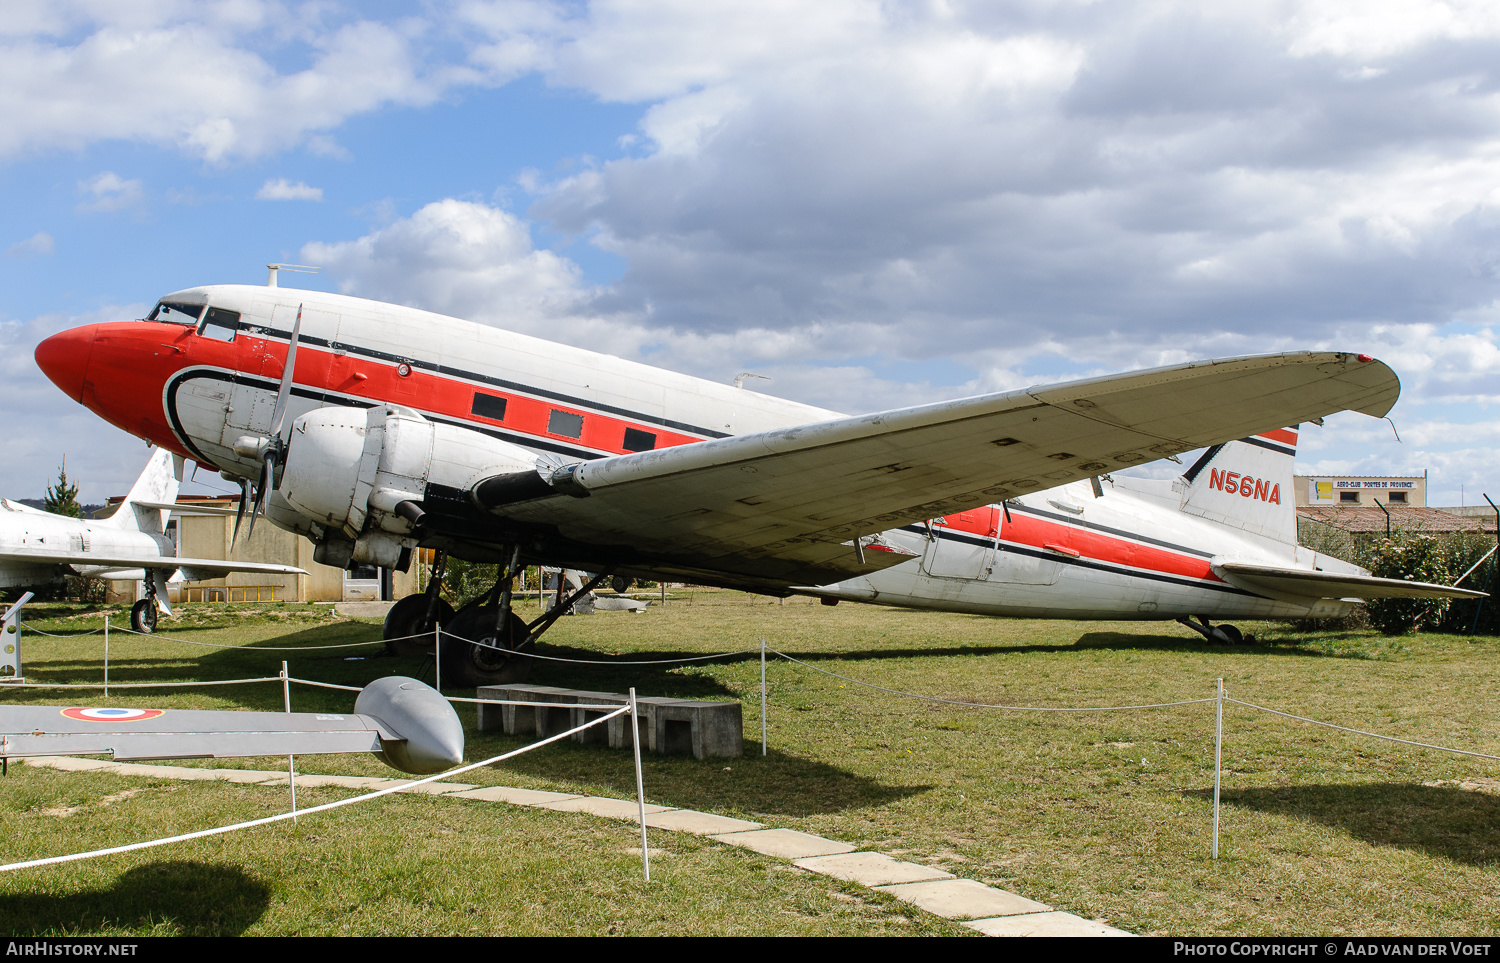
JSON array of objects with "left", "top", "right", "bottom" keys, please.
[
  {"left": 1213, "top": 560, "right": 1487, "bottom": 603},
  {"left": 0, "top": 677, "right": 463, "bottom": 775}
]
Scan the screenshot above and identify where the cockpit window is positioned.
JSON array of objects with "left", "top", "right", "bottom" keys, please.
[
  {"left": 198, "top": 307, "right": 240, "bottom": 342},
  {"left": 150, "top": 302, "right": 205, "bottom": 325}
]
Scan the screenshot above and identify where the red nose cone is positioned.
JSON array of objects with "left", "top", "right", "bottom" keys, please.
[{"left": 35, "top": 325, "right": 97, "bottom": 403}]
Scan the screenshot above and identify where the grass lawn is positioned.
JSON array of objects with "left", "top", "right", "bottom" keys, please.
[{"left": 2, "top": 592, "right": 1497, "bottom": 936}]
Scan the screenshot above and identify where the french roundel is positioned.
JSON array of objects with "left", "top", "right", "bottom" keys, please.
[{"left": 61, "top": 707, "right": 165, "bottom": 722}]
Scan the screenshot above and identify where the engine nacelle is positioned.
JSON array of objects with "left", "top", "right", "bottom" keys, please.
[{"left": 277, "top": 405, "right": 541, "bottom": 544}]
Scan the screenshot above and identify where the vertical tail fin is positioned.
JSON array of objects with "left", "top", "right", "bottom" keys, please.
[
  {"left": 1174, "top": 427, "right": 1299, "bottom": 544},
  {"left": 107, "top": 449, "right": 183, "bottom": 535}
]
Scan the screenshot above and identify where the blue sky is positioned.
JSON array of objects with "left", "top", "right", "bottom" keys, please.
[{"left": 1, "top": 1, "right": 1498, "bottom": 508}]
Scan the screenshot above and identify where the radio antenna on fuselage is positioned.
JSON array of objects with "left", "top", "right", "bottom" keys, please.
[{"left": 266, "top": 263, "right": 320, "bottom": 287}]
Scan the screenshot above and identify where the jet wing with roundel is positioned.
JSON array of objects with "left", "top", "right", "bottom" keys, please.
[{"left": 467, "top": 352, "right": 1400, "bottom": 587}]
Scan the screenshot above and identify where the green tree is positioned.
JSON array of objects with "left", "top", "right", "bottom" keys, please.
[
  {"left": 1365, "top": 534, "right": 1453, "bottom": 635},
  {"left": 43, "top": 460, "right": 82, "bottom": 518}
]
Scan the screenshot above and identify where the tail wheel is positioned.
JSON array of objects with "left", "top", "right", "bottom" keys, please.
[
  {"left": 130, "top": 599, "right": 157, "bottom": 634},
  {"left": 382, "top": 594, "right": 455, "bottom": 657},
  {"left": 440, "top": 605, "right": 534, "bottom": 687}
]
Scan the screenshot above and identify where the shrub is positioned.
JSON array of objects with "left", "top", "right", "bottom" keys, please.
[{"left": 1364, "top": 534, "right": 1454, "bottom": 635}]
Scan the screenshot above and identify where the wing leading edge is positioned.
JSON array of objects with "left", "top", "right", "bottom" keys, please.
[{"left": 474, "top": 352, "right": 1400, "bottom": 586}]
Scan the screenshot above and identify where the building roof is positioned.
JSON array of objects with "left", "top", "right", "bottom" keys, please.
[{"left": 1297, "top": 506, "right": 1497, "bottom": 534}]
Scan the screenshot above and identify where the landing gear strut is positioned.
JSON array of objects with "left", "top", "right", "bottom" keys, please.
[
  {"left": 130, "top": 571, "right": 160, "bottom": 634},
  {"left": 1178, "top": 616, "right": 1247, "bottom": 645},
  {"left": 383, "top": 551, "right": 455, "bottom": 656},
  {"left": 437, "top": 550, "right": 610, "bottom": 687}
]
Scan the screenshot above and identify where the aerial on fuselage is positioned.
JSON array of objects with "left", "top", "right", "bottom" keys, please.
[{"left": 34, "top": 282, "right": 1479, "bottom": 685}]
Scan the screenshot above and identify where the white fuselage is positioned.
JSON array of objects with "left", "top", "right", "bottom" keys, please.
[{"left": 50, "top": 284, "right": 1360, "bottom": 622}]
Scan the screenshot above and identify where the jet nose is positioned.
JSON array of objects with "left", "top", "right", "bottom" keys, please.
[{"left": 35, "top": 325, "right": 98, "bottom": 403}]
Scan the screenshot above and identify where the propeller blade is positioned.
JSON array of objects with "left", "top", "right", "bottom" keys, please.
[
  {"left": 247, "top": 453, "right": 275, "bottom": 542},
  {"left": 231, "top": 477, "right": 251, "bottom": 547},
  {"left": 267, "top": 304, "right": 303, "bottom": 442}
]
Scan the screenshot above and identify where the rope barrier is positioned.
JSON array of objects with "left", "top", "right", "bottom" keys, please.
[
  {"left": 0, "top": 704, "right": 632, "bottom": 875},
  {"left": 771, "top": 649, "right": 1217, "bottom": 712},
  {"left": 19, "top": 624, "right": 105, "bottom": 637},
  {"left": 1227, "top": 696, "right": 1500, "bottom": 762},
  {"left": 0, "top": 676, "right": 281, "bottom": 691},
  {"left": 435, "top": 627, "right": 757, "bottom": 665}
]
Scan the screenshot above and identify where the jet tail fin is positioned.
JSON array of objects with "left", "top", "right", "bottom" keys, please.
[
  {"left": 1174, "top": 428, "right": 1299, "bottom": 545},
  {"left": 107, "top": 449, "right": 183, "bottom": 535}
]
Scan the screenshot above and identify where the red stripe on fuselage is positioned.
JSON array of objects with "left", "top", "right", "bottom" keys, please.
[
  {"left": 938, "top": 506, "right": 1219, "bottom": 583},
  {"left": 82, "top": 322, "right": 709, "bottom": 464}
]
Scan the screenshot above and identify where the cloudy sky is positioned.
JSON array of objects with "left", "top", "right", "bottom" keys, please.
[{"left": 1, "top": 0, "right": 1497, "bottom": 507}]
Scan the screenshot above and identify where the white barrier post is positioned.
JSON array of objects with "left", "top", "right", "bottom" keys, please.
[
  {"left": 629, "top": 687, "right": 651, "bottom": 882},
  {"left": 760, "top": 637, "right": 767, "bottom": 757},
  {"left": 1213, "top": 677, "right": 1223, "bottom": 859},
  {"left": 103, "top": 615, "right": 109, "bottom": 698},
  {"left": 434, "top": 623, "right": 442, "bottom": 693},
  {"left": 283, "top": 660, "right": 297, "bottom": 821}
]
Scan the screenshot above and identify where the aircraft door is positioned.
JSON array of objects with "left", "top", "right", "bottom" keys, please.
[
  {"left": 921, "top": 507, "right": 998, "bottom": 580},
  {"left": 989, "top": 503, "right": 1063, "bottom": 585}
]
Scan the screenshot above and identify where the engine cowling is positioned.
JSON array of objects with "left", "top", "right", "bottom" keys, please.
[{"left": 276, "top": 405, "right": 542, "bottom": 563}]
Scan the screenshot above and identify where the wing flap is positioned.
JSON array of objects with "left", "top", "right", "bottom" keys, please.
[
  {"left": 480, "top": 353, "right": 1399, "bottom": 585},
  {"left": 1214, "top": 560, "right": 1487, "bottom": 603}
]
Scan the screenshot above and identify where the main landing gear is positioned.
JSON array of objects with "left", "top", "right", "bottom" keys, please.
[
  {"left": 383, "top": 550, "right": 456, "bottom": 657},
  {"left": 382, "top": 548, "right": 610, "bottom": 688},
  {"left": 1178, "top": 616, "right": 1249, "bottom": 645}
]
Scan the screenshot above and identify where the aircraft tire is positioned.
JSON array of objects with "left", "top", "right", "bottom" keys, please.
[
  {"left": 440, "top": 605, "right": 534, "bottom": 687},
  {"left": 1212, "top": 624, "right": 1243, "bottom": 645},
  {"left": 130, "top": 599, "right": 157, "bottom": 634},
  {"left": 383, "top": 594, "right": 454, "bottom": 657},
  {"left": 611, "top": 575, "right": 632, "bottom": 594}
]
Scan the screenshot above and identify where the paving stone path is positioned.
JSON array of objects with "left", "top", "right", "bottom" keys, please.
[{"left": 22, "top": 756, "right": 1131, "bottom": 937}]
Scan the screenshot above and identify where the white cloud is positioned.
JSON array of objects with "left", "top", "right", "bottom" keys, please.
[
  {"left": 0, "top": 5, "right": 481, "bottom": 162},
  {"left": 256, "top": 178, "right": 323, "bottom": 201},
  {"left": 76, "top": 171, "right": 142, "bottom": 212},
  {"left": 5, "top": 231, "right": 53, "bottom": 257}
]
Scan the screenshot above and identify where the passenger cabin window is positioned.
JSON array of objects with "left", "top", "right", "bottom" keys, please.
[
  {"left": 548, "top": 409, "right": 584, "bottom": 439},
  {"left": 150, "top": 302, "right": 204, "bottom": 326},
  {"left": 622, "top": 427, "right": 657, "bottom": 452},
  {"left": 472, "top": 392, "right": 508, "bottom": 421},
  {"left": 198, "top": 307, "right": 240, "bottom": 342}
]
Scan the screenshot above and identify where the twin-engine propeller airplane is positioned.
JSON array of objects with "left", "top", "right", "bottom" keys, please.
[
  {"left": 33, "top": 281, "right": 1480, "bottom": 685},
  {"left": 0, "top": 448, "right": 306, "bottom": 632}
]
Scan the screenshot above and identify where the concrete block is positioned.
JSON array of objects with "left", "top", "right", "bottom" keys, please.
[
  {"left": 643, "top": 810, "right": 765, "bottom": 835},
  {"left": 475, "top": 684, "right": 573, "bottom": 735},
  {"left": 391, "top": 781, "right": 478, "bottom": 795},
  {"left": 796, "top": 852, "right": 954, "bottom": 886},
  {"left": 653, "top": 700, "right": 743, "bottom": 758},
  {"left": 607, "top": 696, "right": 689, "bottom": 751},
  {"left": 564, "top": 690, "right": 627, "bottom": 746},
  {"left": 875, "top": 878, "right": 1049, "bottom": 920},
  {"left": 21, "top": 756, "right": 117, "bottom": 772},
  {"left": 536, "top": 796, "right": 676, "bottom": 821},
  {"left": 449, "top": 786, "right": 586, "bottom": 806},
  {"left": 962, "top": 911, "right": 1133, "bottom": 937},
  {"left": 710, "top": 829, "right": 856, "bottom": 859},
  {"left": 287, "top": 774, "right": 399, "bottom": 789}
]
